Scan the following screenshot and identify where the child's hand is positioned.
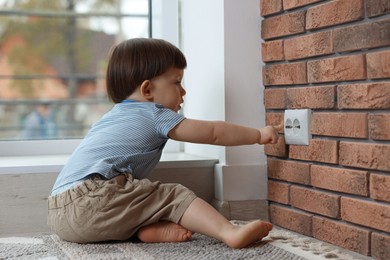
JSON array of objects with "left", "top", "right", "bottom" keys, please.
[{"left": 259, "top": 124, "right": 282, "bottom": 144}]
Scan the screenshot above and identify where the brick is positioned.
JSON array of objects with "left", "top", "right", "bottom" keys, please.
[
  {"left": 366, "top": 0, "right": 390, "bottom": 17},
  {"left": 266, "top": 112, "right": 284, "bottom": 133},
  {"left": 262, "top": 40, "right": 284, "bottom": 62},
  {"left": 311, "top": 165, "right": 368, "bottom": 196},
  {"left": 264, "top": 88, "right": 286, "bottom": 109},
  {"left": 334, "top": 19, "right": 390, "bottom": 52},
  {"left": 338, "top": 82, "right": 390, "bottom": 109},
  {"left": 264, "top": 137, "right": 287, "bottom": 157},
  {"left": 284, "top": 31, "right": 333, "bottom": 60},
  {"left": 268, "top": 180, "right": 289, "bottom": 204},
  {"left": 289, "top": 139, "right": 338, "bottom": 164},
  {"left": 267, "top": 158, "right": 310, "bottom": 185},
  {"left": 313, "top": 216, "right": 370, "bottom": 256},
  {"left": 367, "top": 50, "right": 390, "bottom": 79},
  {"left": 287, "top": 85, "right": 336, "bottom": 109},
  {"left": 269, "top": 204, "right": 313, "bottom": 236},
  {"left": 308, "top": 54, "right": 366, "bottom": 83},
  {"left": 341, "top": 197, "right": 390, "bottom": 232},
  {"left": 263, "top": 62, "right": 307, "bottom": 85},
  {"left": 260, "top": 0, "right": 283, "bottom": 17},
  {"left": 283, "top": 0, "right": 322, "bottom": 10},
  {"left": 306, "top": 0, "right": 364, "bottom": 30},
  {"left": 311, "top": 112, "right": 368, "bottom": 138},
  {"left": 369, "top": 113, "right": 390, "bottom": 140},
  {"left": 370, "top": 174, "right": 390, "bottom": 202},
  {"left": 290, "top": 186, "right": 340, "bottom": 218},
  {"left": 372, "top": 232, "right": 390, "bottom": 260},
  {"left": 261, "top": 11, "right": 306, "bottom": 39},
  {"left": 339, "top": 142, "right": 390, "bottom": 171}
]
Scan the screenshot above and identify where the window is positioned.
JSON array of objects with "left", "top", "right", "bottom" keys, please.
[{"left": 0, "top": 0, "right": 151, "bottom": 142}]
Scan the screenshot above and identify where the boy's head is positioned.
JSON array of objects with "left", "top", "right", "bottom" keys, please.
[{"left": 106, "top": 38, "right": 187, "bottom": 103}]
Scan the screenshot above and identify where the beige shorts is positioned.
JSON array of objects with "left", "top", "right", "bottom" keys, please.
[{"left": 47, "top": 173, "right": 197, "bottom": 243}]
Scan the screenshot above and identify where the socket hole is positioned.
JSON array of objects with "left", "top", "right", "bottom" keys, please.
[
  {"left": 293, "top": 119, "right": 300, "bottom": 128},
  {"left": 293, "top": 119, "right": 300, "bottom": 134},
  {"left": 285, "top": 119, "right": 293, "bottom": 129}
]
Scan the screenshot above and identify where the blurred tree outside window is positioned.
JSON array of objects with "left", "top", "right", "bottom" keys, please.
[{"left": 0, "top": 0, "right": 150, "bottom": 141}]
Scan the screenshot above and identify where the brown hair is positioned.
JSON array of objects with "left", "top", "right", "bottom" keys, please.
[{"left": 106, "top": 38, "right": 187, "bottom": 103}]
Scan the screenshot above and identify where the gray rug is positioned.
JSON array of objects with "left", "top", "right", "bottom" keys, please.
[{"left": 0, "top": 226, "right": 368, "bottom": 260}]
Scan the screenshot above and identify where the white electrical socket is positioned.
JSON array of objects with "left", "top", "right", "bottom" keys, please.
[{"left": 284, "top": 109, "right": 311, "bottom": 145}]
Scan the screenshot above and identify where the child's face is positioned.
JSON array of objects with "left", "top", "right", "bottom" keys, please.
[{"left": 150, "top": 67, "right": 186, "bottom": 112}]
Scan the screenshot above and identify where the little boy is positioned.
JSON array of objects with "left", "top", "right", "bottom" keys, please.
[{"left": 48, "top": 38, "right": 279, "bottom": 248}]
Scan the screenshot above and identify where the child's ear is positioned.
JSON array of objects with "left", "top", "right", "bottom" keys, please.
[{"left": 139, "top": 80, "right": 154, "bottom": 101}]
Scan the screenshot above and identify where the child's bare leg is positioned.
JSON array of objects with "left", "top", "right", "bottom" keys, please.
[
  {"left": 137, "top": 221, "right": 193, "bottom": 243},
  {"left": 180, "top": 198, "right": 273, "bottom": 248}
]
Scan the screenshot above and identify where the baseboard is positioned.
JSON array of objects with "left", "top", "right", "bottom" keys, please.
[
  {"left": 212, "top": 199, "right": 269, "bottom": 221},
  {"left": 214, "top": 163, "right": 268, "bottom": 201}
]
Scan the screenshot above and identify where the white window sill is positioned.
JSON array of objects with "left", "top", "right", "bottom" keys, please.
[{"left": 0, "top": 153, "right": 218, "bottom": 175}]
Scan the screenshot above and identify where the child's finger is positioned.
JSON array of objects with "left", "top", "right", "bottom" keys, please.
[
  {"left": 270, "top": 136, "right": 278, "bottom": 144},
  {"left": 274, "top": 123, "right": 284, "bottom": 132}
]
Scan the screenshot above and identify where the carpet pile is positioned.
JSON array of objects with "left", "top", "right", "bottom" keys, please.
[{"left": 0, "top": 225, "right": 368, "bottom": 260}]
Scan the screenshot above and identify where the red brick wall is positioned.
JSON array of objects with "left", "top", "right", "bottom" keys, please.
[{"left": 260, "top": 0, "right": 390, "bottom": 258}]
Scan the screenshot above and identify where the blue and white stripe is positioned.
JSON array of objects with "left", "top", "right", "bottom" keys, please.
[{"left": 51, "top": 101, "right": 185, "bottom": 195}]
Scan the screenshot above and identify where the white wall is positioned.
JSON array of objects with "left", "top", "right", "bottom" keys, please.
[
  {"left": 224, "top": 0, "right": 266, "bottom": 165},
  {"left": 181, "top": 0, "right": 267, "bottom": 201},
  {"left": 180, "top": 0, "right": 226, "bottom": 161}
]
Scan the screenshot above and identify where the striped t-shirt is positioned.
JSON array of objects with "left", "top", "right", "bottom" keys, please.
[{"left": 51, "top": 100, "right": 185, "bottom": 195}]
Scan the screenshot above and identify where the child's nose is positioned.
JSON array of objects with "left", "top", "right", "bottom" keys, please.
[{"left": 181, "top": 86, "right": 186, "bottom": 96}]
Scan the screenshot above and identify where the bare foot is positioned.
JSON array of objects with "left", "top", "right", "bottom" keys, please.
[
  {"left": 223, "top": 220, "right": 273, "bottom": 249},
  {"left": 137, "top": 222, "right": 193, "bottom": 243}
]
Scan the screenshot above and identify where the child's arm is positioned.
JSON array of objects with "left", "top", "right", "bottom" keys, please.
[{"left": 168, "top": 119, "right": 280, "bottom": 146}]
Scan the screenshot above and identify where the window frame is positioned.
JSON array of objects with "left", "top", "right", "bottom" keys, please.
[{"left": 0, "top": 0, "right": 183, "bottom": 156}]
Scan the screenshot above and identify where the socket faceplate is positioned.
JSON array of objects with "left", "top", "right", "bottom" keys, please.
[{"left": 284, "top": 109, "right": 311, "bottom": 145}]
